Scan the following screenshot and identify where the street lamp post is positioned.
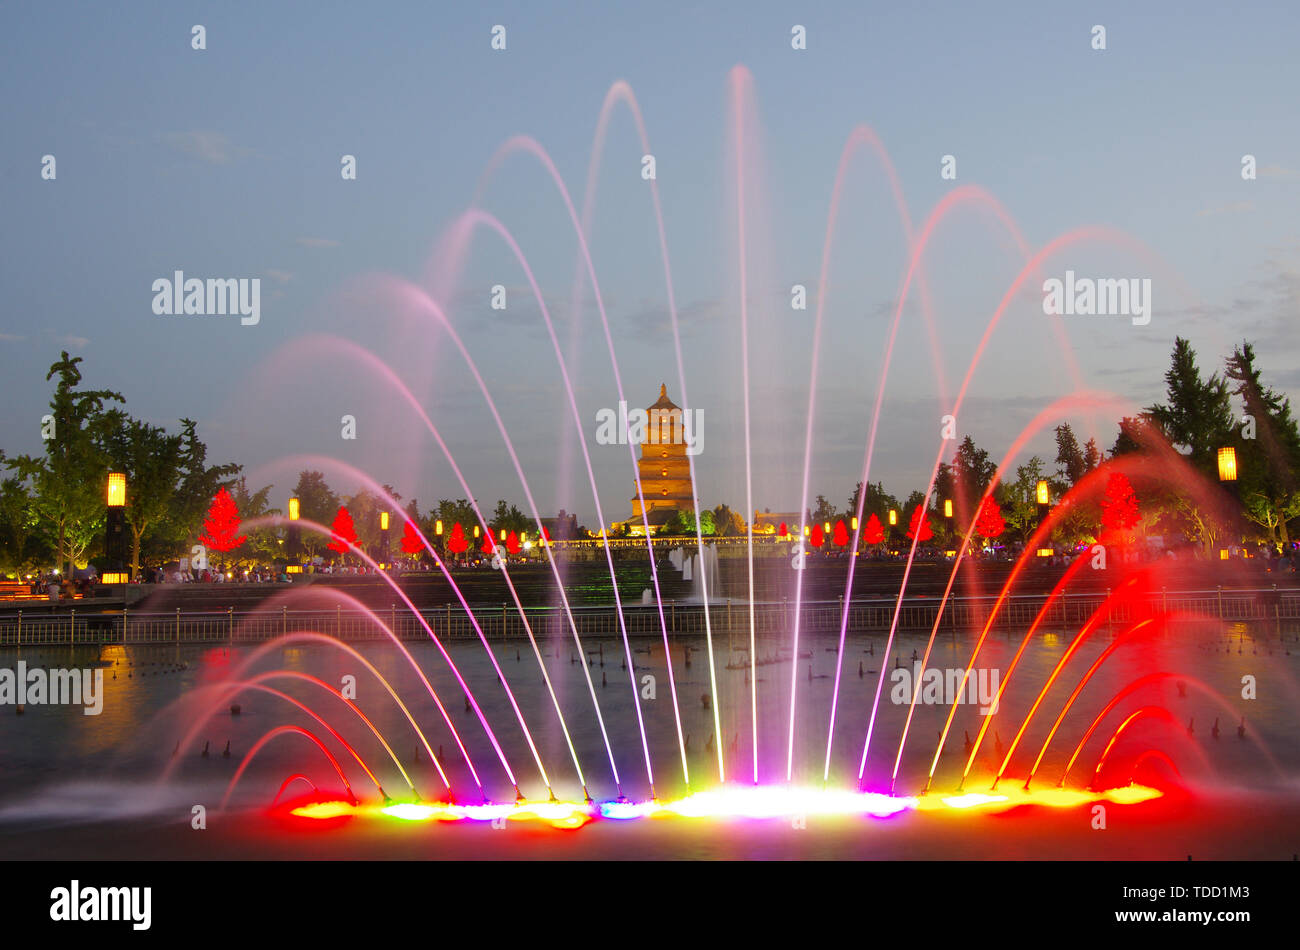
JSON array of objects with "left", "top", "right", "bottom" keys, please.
[
  {"left": 286, "top": 496, "right": 302, "bottom": 574},
  {"left": 104, "top": 473, "right": 128, "bottom": 584},
  {"left": 379, "top": 510, "right": 390, "bottom": 566}
]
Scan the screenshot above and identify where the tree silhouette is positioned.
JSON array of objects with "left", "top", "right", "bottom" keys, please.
[
  {"left": 832, "top": 519, "right": 849, "bottom": 547},
  {"left": 447, "top": 522, "right": 468, "bottom": 554},
  {"left": 506, "top": 530, "right": 521, "bottom": 555},
  {"left": 810, "top": 523, "right": 825, "bottom": 548}
]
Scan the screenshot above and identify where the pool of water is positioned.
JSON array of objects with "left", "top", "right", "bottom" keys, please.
[{"left": 0, "top": 621, "right": 1297, "bottom": 858}]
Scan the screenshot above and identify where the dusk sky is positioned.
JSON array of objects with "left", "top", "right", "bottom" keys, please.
[{"left": 3, "top": 1, "right": 1298, "bottom": 527}]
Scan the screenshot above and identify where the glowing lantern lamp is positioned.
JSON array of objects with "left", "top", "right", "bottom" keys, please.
[
  {"left": 435, "top": 519, "right": 444, "bottom": 536},
  {"left": 106, "top": 472, "right": 127, "bottom": 508},
  {"left": 888, "top": 509, "right": 897, "bottom": 526},
  {"left": 943, "top": 499, "right": 953, "bottom": 518},
  {"left": 288, "top": 496, "right": 300, "bottom": 521},
  {"left": 1036, "top": 480, "right": 1050, "bottom": 506},
  {"left": 1217, "top": 446, "right": 1237, "bottom": 482}
]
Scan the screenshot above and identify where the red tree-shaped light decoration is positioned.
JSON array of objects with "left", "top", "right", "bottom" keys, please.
[
  {"left": 863, "top": 513, "right": 885, "bottom": 545},
  {"left": 809, "top": 523, "right": 825, "bottom": 548},
  {"left": 906, "top": 505, "right": 933, "bottom": 543},
  {"left": 199, "top": 487, "right": 246, "bottom": 553},
  {"left": 833, "top": 519, "right": 849, "bottom": 547},
  {"left": 1100, "top": 472, "right": 1140, "bottom": 536},
  {"left": 778, "top": 522, "right": 789, "bottom": 538},
  {"left": 542, "top": 526, "right": 552, "bottom": 543},
  {"left": 400, "top": 519, "right": 424, "bottom": 555},
  {"left": 482, "top": 531, "right": 495, "bottom": 554},
  {"left": 974, "top": 495, "right": 1005, "bottom": 541},
  {"left": 506, "top": 530, "right": 521, "bottom": 555},
  {"left": 327, "top": 507, "right": 359, "bottom": 554},
  {"left": 447, "top": 522, "right": 468, "bottom": 554}
]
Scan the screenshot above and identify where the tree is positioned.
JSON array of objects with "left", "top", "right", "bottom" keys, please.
[
  {"left": 293, "top": 471, "right": 341, "bottom": 557},
  {"left": 809, "top": 523, "right": 825, "bottom": 548},
  {"left": 99, "top": 411, "right": 184, "bottom": 577},
  {"left": 1225, "top": 341, "right": 1300, "bottom": 545},
  {"left": 482, "top": 531, "right": 495, "bottom": 554},
  {"left": 862, "top": 512, "right": 885, "bottom": 546},
  {"left": 997, "top": 456, "right": 1045, "bottom": 545},
  {"left": 1100, "top": 472, "right": 1140, "bottom": 539},
  {"left": 401, "top": 519, "right": 425, "bottom": 556},
  {"left": 327, "top": 507, "right": 359, "bottom": 557},
  {"left": 1147, "top": 337, "right": 1235, "bottom": 472},
  {"left": 906, "top": 505, "right": 933, "bottom": 543},
  {"left": 447, "top": 522, "right": 469, "bottom": 554},
  {"left": 711, "top": 504, "right": 743, "bottom": 537},
  {"left": 168, "top": 418, "right": 241, "bottom": 554},
  {"left": 812, "top": 495, "right": 837, "bottom": 526},
  {"left": 199, "top": 487, "right": 247, "bottom": 565},
  {"left": 226, "top": 476, "right": 278, "bottom": 566},
  {"left": 1054, "top": 423, "right": 1087, "bottom": 485},
  {"left": 833, "top": 519, "right": 849, "bottom": 547},
  {"left": 11, "top": 352, "right": 123, "bottom": 576},
  {"left": 506, "top": 530, "right": 521, "bottom": 555},
  {"left": 974, "top": 495, "right": 1005, "bottom": 541},
  {"left": 0, "top": 457, "right": 50, "bottom": 576},
  {"left": 1083, "top": 438, "right": 1102, "bottom": 473},
  {"left": 1146, "top": 337, "right": 1237, "bottom": 555}
]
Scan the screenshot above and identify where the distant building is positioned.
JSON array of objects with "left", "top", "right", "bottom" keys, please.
[{"left": 752, "top": 511, "right": 800, "bottom": 536}]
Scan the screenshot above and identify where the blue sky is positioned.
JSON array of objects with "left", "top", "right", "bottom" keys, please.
[{"left": 2, "top": 1, "right": 1298, "bottom": 525}]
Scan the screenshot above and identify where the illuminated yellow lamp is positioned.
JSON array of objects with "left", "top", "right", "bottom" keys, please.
[
  {"left": 1036, "top": 548, "right": 1053, "bottom": 557},
  {"left": 1219, "top": 549, "right": 1229, "bottom": 561},
  {"left": 888, "top": 509, "right": 897, "bottom": 526},
  {"left": 1036, "top": 480, "right": 1050, "bottom": 506},
  {"left": 943, "top": 499, "right": 953, "bottom": 518},
  {"left": 473, "top": 525, "right": 480, "bottom": 539},
  {"left": 1217, "top": 446, "right": 1237, "bottom": 482},
  {"left": 380, "top": 511, "right": 389, "bottom": 531},
  {"left": 286, "top": 565, "right": 302, "bottom": 574},
  {"left": 435, "top": 519, "right": 443, "bottom": 536},
  {"left": 823, "top": 521, "right": 831, "bottom": 535},
  {"left": 288, "top": 497, "right": 300, "bottom": 521},
  {"left": 106, "top": 472, "right": 126, "bottom": 508},
  {"left": 101, "top": 572, "right": 129, "bottom": 584},
  {"left": 850, "top": 516, "right": 858, "bottom": 531},
  {"left": 944, "top": 550, "right": 956, "bottom": 557},
  {"left": 499, "top": 529, "right": 506, "bottom": 542},
  {"left": 804, "top": 525, "right": 811, "bottom": 537}
]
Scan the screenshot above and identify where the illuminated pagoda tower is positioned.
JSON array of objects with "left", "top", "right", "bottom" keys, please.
[{"left": 619, "top": 384, "right": 696, "bottom": 534}]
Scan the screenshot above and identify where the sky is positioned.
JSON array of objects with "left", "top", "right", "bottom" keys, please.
[{"left": 2, "top": 1, "right": 1298, "bottom": 527}]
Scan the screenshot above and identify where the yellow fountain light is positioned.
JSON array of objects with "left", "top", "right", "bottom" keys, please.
[
  {"left": 106, "top": 472, "right": 126, "bottom": 508},
  {"left": 1217, "top": 446, "right": 1237, "bottom": 482}
]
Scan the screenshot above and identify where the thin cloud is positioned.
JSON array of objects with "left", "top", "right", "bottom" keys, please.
[
  {"left": 160, "top": 130, "right": 248, "bottom": 165},
  {"left": 296, "top": 237, "right": 341, "bottom": 248}
]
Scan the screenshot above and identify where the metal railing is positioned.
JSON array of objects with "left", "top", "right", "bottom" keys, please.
[{"left": 0, "top": 586, "right": 1294, "bottom": 646}]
